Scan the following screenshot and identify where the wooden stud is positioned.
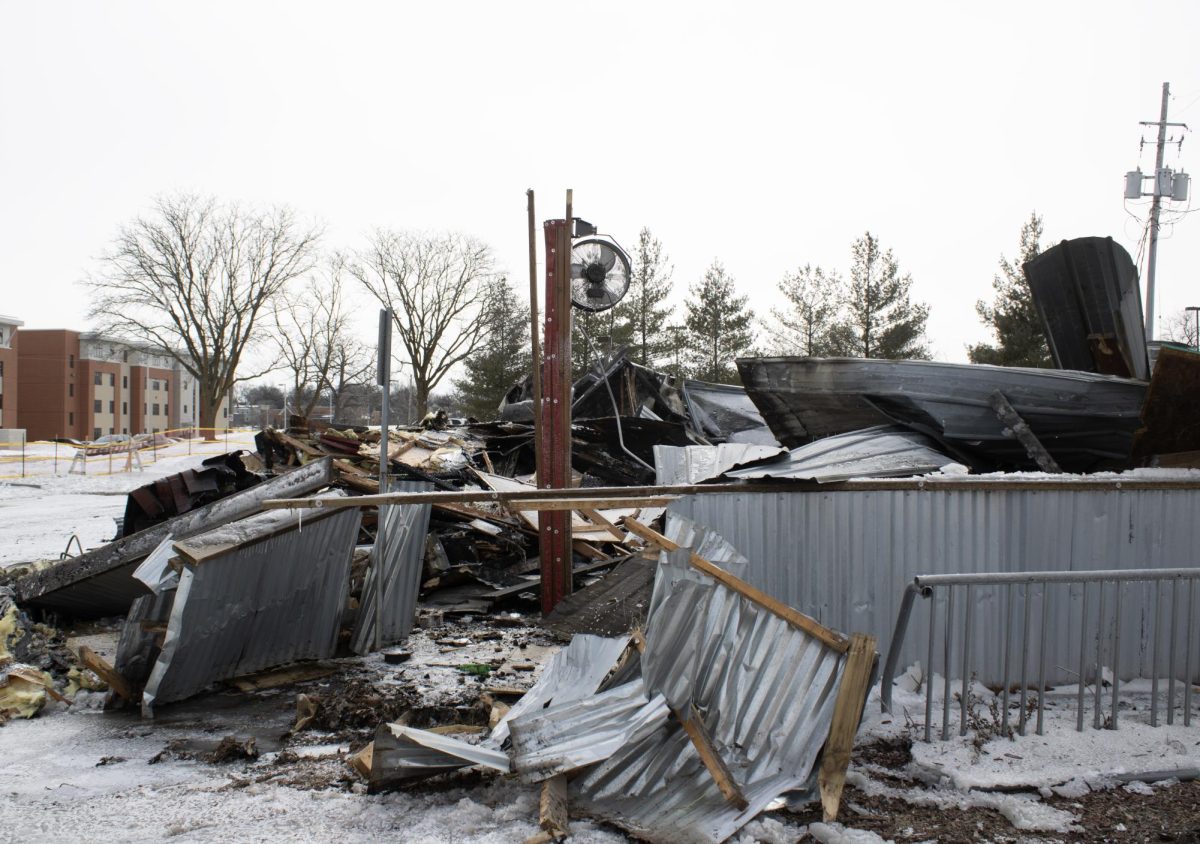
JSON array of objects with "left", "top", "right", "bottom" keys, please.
[
  {"left": 623, "top": 518, "right": 850, "bottom": 653},
  {"left": 538, "top": 774, "right": 570, "bottom": 838},
  {"left": 678, "top": 703, "right": 748, "bottom": 811},
  {"left": 818, "top": 632, "right": 877, "bottom": 822},
  {"left": 76, "top": 644, "right": 138, "bottom": 702}
]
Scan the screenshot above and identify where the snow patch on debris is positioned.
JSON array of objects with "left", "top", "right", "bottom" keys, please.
[{"left": 808, "top": 821, "right": 892, "bottom": 843}]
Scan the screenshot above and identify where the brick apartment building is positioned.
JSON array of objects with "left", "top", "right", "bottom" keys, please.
[
  {"left": 15, "top": 329, "right": 229, "bottom": 442},
  {"left": 0, "top": 315, "right": 23, "bottom": 431}
]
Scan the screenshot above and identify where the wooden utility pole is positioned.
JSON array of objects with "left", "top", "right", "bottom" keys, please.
[
  {"left": 527, "top": 190, "right": 544, "bottom": 485},
  {"left": 1144, "top": 82, "right": 1171, "bottom": 341}
]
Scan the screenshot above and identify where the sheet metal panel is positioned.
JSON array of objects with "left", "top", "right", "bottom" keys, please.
[
  {"left": 141, "top": 506, "right": 360, "bottom": 713},
  {"left": 17, "top": 458, "right": 336, "bottom": 616},
  {"left": 654, "top": 443, "right": 787, "bottom": 485},
  {"left": 724, "top": 426, "right": 956, "bottom": 483},
  {"left": 509, "top": 680, "right": 669, "bottom": 782},
  {"left": 1024, "top": 236, "right": 1150, "bottom": 380},
  {"left": 350, "top": 481, "right": 433, "bottom": 654},
  {"left": 670, "top": 486, "right": 1200, "bottom": 685},
  {"left": 573, "top": 514, "right": 847, "bottom": 843}
]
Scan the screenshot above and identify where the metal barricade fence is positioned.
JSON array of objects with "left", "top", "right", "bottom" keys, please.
[{"left": 880, "top": 568, "right": 1200, "bottom": 741}]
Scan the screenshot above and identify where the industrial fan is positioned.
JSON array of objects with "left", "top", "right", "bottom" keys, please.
[{"left": 570, "top": 236, "right": 631, "bottom": 312}]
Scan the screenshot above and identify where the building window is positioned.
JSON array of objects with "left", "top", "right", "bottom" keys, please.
[
  {"left": 69, "top": 354, "right": 74, "bottom": 368},
  {"left": 0, "top": 361, "right": 3, "bottom": 376},
  {"left": 122, "top": 375, "right": 128, "bottom": 388},
  {"left": 223, "top": 407, "right": 229, "bottom": 418},
  {"left": 152, "top": 403, "right": 160, "bottom": 415},
  {"left": 94, "top": 373, "right": 102, "bottom": 386},
  {"left": 93, "top": 399, "right": 101, "bottom": 413},
  {"left": 69, "top": 383, "right": 74, "bottom": 397},
  {"left": 69, "top": 412, "right": 74, "bottom": 425},
  {"left": 108, "top": 400, "right": 114, "bottom": 413},
  {"left": 109, "top": 373, "right": 115, "bottom": 386},
  {"left": 183, "top": 404, "right": 188, "bottom": 414},
  {"left": 152, "top": 380, "right": 159, "bottom": 390},
  {"left": 109, "top": 427, "right": 114, "bottom": 435},
  {"left": 163, "top": 380, "right": 169, "bottom": 393},
  {"left": 122, "top": 401, "right": 127, "bottom": 414},
  {"left": 93, "top": 428, "right": 101, "bottom": 440},
  {"left": 122, "top": 427, "right": 127, "bottom": 434}
]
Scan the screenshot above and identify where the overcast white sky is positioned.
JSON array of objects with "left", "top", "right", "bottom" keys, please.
[{"left": 3, "top": 1, "right": 1199, "bottom": 370}]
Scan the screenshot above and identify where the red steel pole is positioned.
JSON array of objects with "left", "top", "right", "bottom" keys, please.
[{"left": 538, "top": 215, "right": 573, "bottom": 613}]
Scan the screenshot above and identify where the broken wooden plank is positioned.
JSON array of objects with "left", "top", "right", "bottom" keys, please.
[
  {"left": 76, "top": 644, "right": 137, "bottom": 702},
  {"left": 988, "top": 390, "right": 1062, "bottom": 473},
  {"left": 348, "top": 741, "right": 374, "bottom": 778},
  {"left": 623, "top": 518, "right": 850, "bottom": 653},
  {"left": 818, "top": 632, "right": 877, "bottom": 822},
  {"left": 229, "top": 662, "right": 337, "bottom": 693},
  {"left": 678, "top": 703, "right": 748, "bottom": 810},
  {"left": 538, "top": 774, "right": 570, "bottom": 837}
]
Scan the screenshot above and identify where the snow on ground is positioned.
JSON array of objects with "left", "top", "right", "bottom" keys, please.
[
  {"left": 866, "top": 668, "right": 1200, "bottom": 792},
  {"left": 0, "top": 704, "right": 628, "bottom": 843},
  {"left": 0, "top": 432, "right": 259, "bottom": 569}
]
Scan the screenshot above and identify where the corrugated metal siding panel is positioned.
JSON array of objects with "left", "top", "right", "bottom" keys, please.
[
  {"left": 142, "top": 507, "right": 361, "bottom": 712},
  {"left": 350, "top": 481, "right": 432, "bottom": 653},
  {"left": 671, "top": 488, "right": 1200, "bottom": 684}
]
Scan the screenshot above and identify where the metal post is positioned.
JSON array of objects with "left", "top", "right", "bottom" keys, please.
[
  {"left": 1152, "top": 581, "right": 1162, "bottom": 726},
  {"left": 1111, "top": 585, "right": 1123, "bottom": 730},
  {"left": 21, "top": 430, "right": 25, "bottom": 477},
  {"left": 1076, "top": 582, "right": 1090, "bottom": 732},
  {"left": 376, "top": 308, "right": 393, "bottom": 653},
  {"left": 959, "top": 585, "right": 973, "bottom": 737},
  {"left": 1185, "top": 579, "right": 1195, "bottom": 728},
  {"left": 1037, "top": 582, "right": 1050, "bottom": 735},
  {"left": 1168, "top": 579, "right": 1180, "bottom": 725},
  {"left": 1001, "top": 583, "right": 1014, "bottom": 734},
  {"left": 925, "top": 595, "right": 935, "bottom": 743},
  {"left": 941, "top": 586, "right": 954, "bottom": 741},
  {"left": 1095, "top": 581, "right": 1106, "bottom": 729},
  {"left": 1019, "top": 582, "right": 1033, "bottom": 735},
  {"left": 537, "top": 195, "right": 574, "bottom": 615},
  {"left": 1144, "top": 82, "right": 1170, "bottom": 341},
  {"left": 527, "top": 189, "right": 544, "bottom": 487}
]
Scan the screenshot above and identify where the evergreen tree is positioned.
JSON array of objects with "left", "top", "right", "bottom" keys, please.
[
  {"left": 571, "top": 306, "right": 632, "bottom": 377},
  {"left": 767, "top": 264, "right": 843, "bottom": 356},
  {"left": 831, "top": 232, "right": 930, "bottom": 359},
  {"left": 624, "top": 227, "right": 675, "bottom": 366},
  {"left": 967, "top": 212, "right": 1052, "bottom": 367},
  {"left": 683, "top": 259, "right": 756, "bottom": 383},
  {"left": 452, "top": 277, "right": 531, "bottom": 419}
]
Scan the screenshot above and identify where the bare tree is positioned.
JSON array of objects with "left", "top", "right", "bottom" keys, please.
[
  {"left": 272, "top": 264, "right": 359, "bottom": 419},
  {"left": 85, "top": 193, "right": 319, "bottom": 438},
  {"left": 348, "top": 231, "right": 497, "bottom": 418},
  {"left": 1162, "top": 308, "right": 1200, "bottom": 350},
  {"left": 328, "top": 339, "right": 374, "bottom": 421}
]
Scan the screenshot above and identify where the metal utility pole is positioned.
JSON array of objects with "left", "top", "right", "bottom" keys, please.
[
  {"left": 377, "top": 308, "right": 393, "bottom": 492},
  {"left": 537, "top": 190, "right": 574, "bottom": 614},
  {"left": 1144, "top": 82, "right": 1171, "bottom": 341},
  {"left": 375, "top": 307, "right": 393, "bottom": 651},
  {"left": 527, "top": 189, "right": 544, "bottom": 486}
]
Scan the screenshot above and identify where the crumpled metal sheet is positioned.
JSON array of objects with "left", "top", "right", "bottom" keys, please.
[
  {"left": 371, "top": 723, "right": 510, "bottom": 788},
  {"left": 489, "top": 633, "right": 631, "bottom": 747},
  {"left": 141, "top": 504, "right": 361, "bottom": 715},
  {"left": 1024, "top": 235, "right": 1149, "bottom": 380},
  {"left": 508, "top": 680, "right": 670, "bottom": 782},
  {"left": 350, "top": 481, "right": 432, "bottom": 654},
  {"left": 131, "top": 535, "right": 179, "bottom": 594},
  {"left": 572, "top": 513, "right": 848, "bottom": 844},
  {"left": 723, "top": 425, "right": 957, "bottom": 483},
  {"left": 653, "top": 443, "right": 787, "bottom": 485}
]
